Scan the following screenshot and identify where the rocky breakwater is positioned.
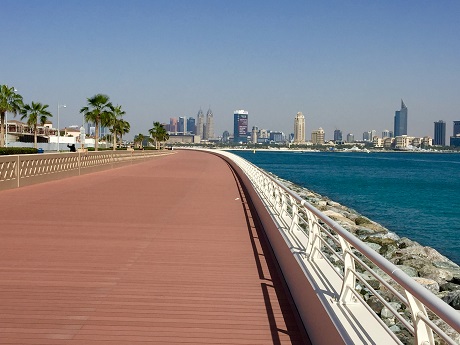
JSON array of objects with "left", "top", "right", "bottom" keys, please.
[{"left": 272, "top": 175, "right": 460, "bottom": 343}]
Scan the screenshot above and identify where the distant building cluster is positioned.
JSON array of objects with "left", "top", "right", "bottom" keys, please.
[
  {"left": 153, "top": 99, "right": 460, "bottom": 149},
  {"left": 288, "top": 100, "right": 460, "bottom": 150}
]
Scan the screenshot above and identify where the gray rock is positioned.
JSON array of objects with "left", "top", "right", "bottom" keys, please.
[
  {"left": 356, "top": 227, "right": 379, "bottom": 237},
  {"left": 358, "top": 271, "right": 380, "bottom": 290},
  {"left": 381, "top": 306, "right": 395, "bottom": 318},
  {"left": 327, "top": 200, "right": 340, "bottom": 207},
  {"left": 397, "top": 237, "right": 419, "bottom": 249},
  {"left": 367, "top": 295, "right": 384, "bottom": 315},
  {"left": 383, "top": 232, "right": 400, "bottom": 241},
  {"left": 419, "top": 265, "right": 453, "bottom": 285},
  {"left": 365, "top": 236, "right": 398, "bottom": 247},
  {"left": 396, "top": 265, "right": 418, "bottom": 277},
  {"left": 389, "top": 325, "right": 401, "bottom": 333},
  {"left": 441, "top": 291, "right": 460, "bottom": 310},
  {"left": 450, "top": 273, "right": 460, "bottom": 285},
  {"left": 395, "top": 245, "right": 450, "bottom": 262},
  {"left": 413, "top": 277, "right": 439, "bottom": 294},
  {"left": 382, "top": 316, "right": 396, "bottom": 327},
  {"left": 365, "top": 242, "right": 382, "bottom": 253},
  {"left": 432, "top": 317, "right": 460, "bottom": 344},
  {"left": 440, "top": 282, "right": 460, "bottom": 292},
  {"left": 380, "top": 244, "right": 398, "bottom": 259},
  {"left": 433, "top": 260, "right": 460, "bottom": 270}
]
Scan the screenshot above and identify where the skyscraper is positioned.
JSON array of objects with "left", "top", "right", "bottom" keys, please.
[
  {"left": 196, "top": 109, "right": 204, "bottom": 139},
  {"left": 251, "top": 126, "right": 258, "bottom": 144},
  {"left": 363, "top": 131, "right": 372, "bottom": 142},
  {"left": 346, "top": 133, "right": 355, "bottom": 143},
  {"left": 394, "top": 100, "right": 408, "bottom": 136},
  {"left": 205, "top": 108, "right": 214, "bottom": 140},
  {"left": 333, "top": 129, "right": 342, "bottom": 143},
  {"left": 233, "top": 110, "right": 248, "bottom": 143},
  {"left": 169, "top": 118, "right": 178, "bottom": 133},
  {"left": 178, "top": 117, "right": 187, "bottom": 133},
  {"left": 293, "top": 112, "right": 306, "bottom": 143},
  {"left": 187, "top": 117, "right": 196, "bottom": 134},
  {"left": 434, "top": 120, "right": 446, "bottom": 146},
  {"left": 453, "top": 121, "right": 460, "bottom": 136}
]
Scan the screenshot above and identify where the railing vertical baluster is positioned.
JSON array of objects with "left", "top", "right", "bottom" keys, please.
[
  {"left": 16, "top": 155, "right": 20, "bottom": 188},
  {"left": 307, "top": 213, "right": 322, "bottom": 260},
  {"left": 289, "top": 200, "right": 298, "bottom": 233},
  {"left": 338, "top": 237, "right": 357, "bottom": 304},
  {"left": 405, "top": 292, "right": 435, "bottom": 345}
]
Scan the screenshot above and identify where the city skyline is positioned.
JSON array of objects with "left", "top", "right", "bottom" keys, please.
[
  {"left": 2, "top": 1, "right": 459, "bottom": 140},
  {"left": 158, "top": 105, "right": 459, "bottom": 144}
]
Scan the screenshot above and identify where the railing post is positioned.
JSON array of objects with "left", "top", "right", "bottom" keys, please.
[
  {"left": 16, "top": 155, "right": 20, "bottom": 188},
  {"left": 280, "top": 193, "right": 287, "bottom": 218},
  {"left": 338, "top": 237, "right": 357, "bottom": 304},
  {"left": 78, "top": 151, "right": 81, "bottom": 175},
  {"left": 306, "top": 211, "right": 322, "bottom": 260},
  {"left": 405, "top": 292, "right": 434, "bottom": 345},
  {"left": 289, "top": 202, "right": 298, "bottom": 232}
]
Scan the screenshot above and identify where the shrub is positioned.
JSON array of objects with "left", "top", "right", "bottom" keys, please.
[{"left": 0, "top": 147, "right": 38, "bottom": 155}]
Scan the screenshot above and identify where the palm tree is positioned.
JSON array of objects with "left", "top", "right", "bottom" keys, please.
[
  {"left": 134, "top": 133, "right": 146, "bottom": 149},
  {"left": 80, "top": 94, "right": 113, "bottom": 151},
  {"left": 115, "top": 119, "right": 130, "bottom": 148},
  {"left": 149, "top": 122, "right": 169, "bottom": 149},
  {"left": 20, "top": 102, "right": 52, "bottom": 148},
  {"left": 0, "top": 85, "right": 23, "bottom": 147},
  {"left": 110, "top": 118, "right": 130, "bottom": 149},
  {"left": 105, "top": 105, "right": 125, "bottom": 150}
]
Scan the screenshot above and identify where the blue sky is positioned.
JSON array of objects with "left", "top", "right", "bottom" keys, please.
[{"left": 2, "top": 0, "right": 459, "bottom": 140}]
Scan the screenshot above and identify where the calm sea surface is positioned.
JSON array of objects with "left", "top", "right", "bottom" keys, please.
[{"left": 232, "top": 150, "right": 460, "bottom": 265}]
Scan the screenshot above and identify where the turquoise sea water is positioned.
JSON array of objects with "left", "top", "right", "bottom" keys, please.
[{"left": 232, "top": 150, "right": 460, "bottom": 265}]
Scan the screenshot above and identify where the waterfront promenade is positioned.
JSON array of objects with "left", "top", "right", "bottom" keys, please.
[{"left": 0, "top": 150, "right": 308, "bottom": 344}]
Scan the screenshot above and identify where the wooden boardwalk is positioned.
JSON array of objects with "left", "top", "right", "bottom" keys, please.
[{"left": 0, "top": 150, "right": 309, "bottom": 344}]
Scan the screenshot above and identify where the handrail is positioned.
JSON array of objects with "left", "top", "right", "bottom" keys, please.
[
  {"left": 0, "top": 150, "right": 172, "bottom": 191},
  {"left": 212, "top": 149, "right": 460, "bottom": 345}
]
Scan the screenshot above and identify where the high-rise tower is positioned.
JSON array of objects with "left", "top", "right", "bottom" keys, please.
[
  {"left": 333, "top": 129, "right": 342, "bottom": 143},
  {"left": 233, "top": 110, "right": 248, "bottom": 143},
  {"left": 196, "top": 109, "right": 204, "bottom": 139},
  {"left": 293, "top": 112, "right": 306, "bottom": 143},
  {"left": 187, "top": 117, "right": 196, "bottom": 134},
  {"left": 394, "top": 100, "right": 408, "bottom": 136},
  {"left": 205, "top": 108, "right": 214, "bottom": 140},
  {"left": 178, "top": 117, "right": 187, "bottom": 134},
  {"left": 434, "top": 120, "right": 446, "bottom": 146},
  {"left": 453, "top": 121, "right": 460, "bottom": 136}
]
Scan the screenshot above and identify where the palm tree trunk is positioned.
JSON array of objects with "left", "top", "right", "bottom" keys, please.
[
  {"left": 34, "top": 124, "right": 38, "bottom": 149},
  {"left": 112, "top": 132, "right": 116, "bottom": 151},
  {"left": 0, "top": 112, "right": 5, "bottom": 147},
  {"left": 95, "top": 121, "right": 99, "bottom": 151}
]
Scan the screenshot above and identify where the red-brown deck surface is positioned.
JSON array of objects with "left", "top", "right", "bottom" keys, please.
[{"left": 0, "top": 150, "right": 308, "bottom": 344}]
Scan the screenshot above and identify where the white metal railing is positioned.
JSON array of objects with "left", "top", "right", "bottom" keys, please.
[
  {"left": 0, "top": 150, "right": 172, "bottom": 190},
  {"left": 215, "top": 149, "right": 460, "bottom": 345}
]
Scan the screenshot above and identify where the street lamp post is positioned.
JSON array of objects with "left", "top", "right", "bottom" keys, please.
[{"left": 57, "top": 103, "right": 66, "bottom": 152}]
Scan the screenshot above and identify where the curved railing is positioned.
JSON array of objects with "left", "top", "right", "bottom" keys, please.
[
  {"left": 0, "top": 150, "right": 173, "bottom": 191},
  {"left": 214, "top": 149, "right": 460, "bottom": 345}
]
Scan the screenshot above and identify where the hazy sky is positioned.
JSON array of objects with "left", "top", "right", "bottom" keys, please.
[{"left": 2, "top": 0, "right": 459, "bottom": 140}]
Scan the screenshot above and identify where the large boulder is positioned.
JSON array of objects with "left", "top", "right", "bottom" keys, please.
[
  {"left": 413, "top": 277, "right": 439, "bottom": 294},
  {"left": 441, "top": 291, "right": 460, "bottom": 310},
  {"left": 418, "top": 265, "right": 454, "bottom": 285}
]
